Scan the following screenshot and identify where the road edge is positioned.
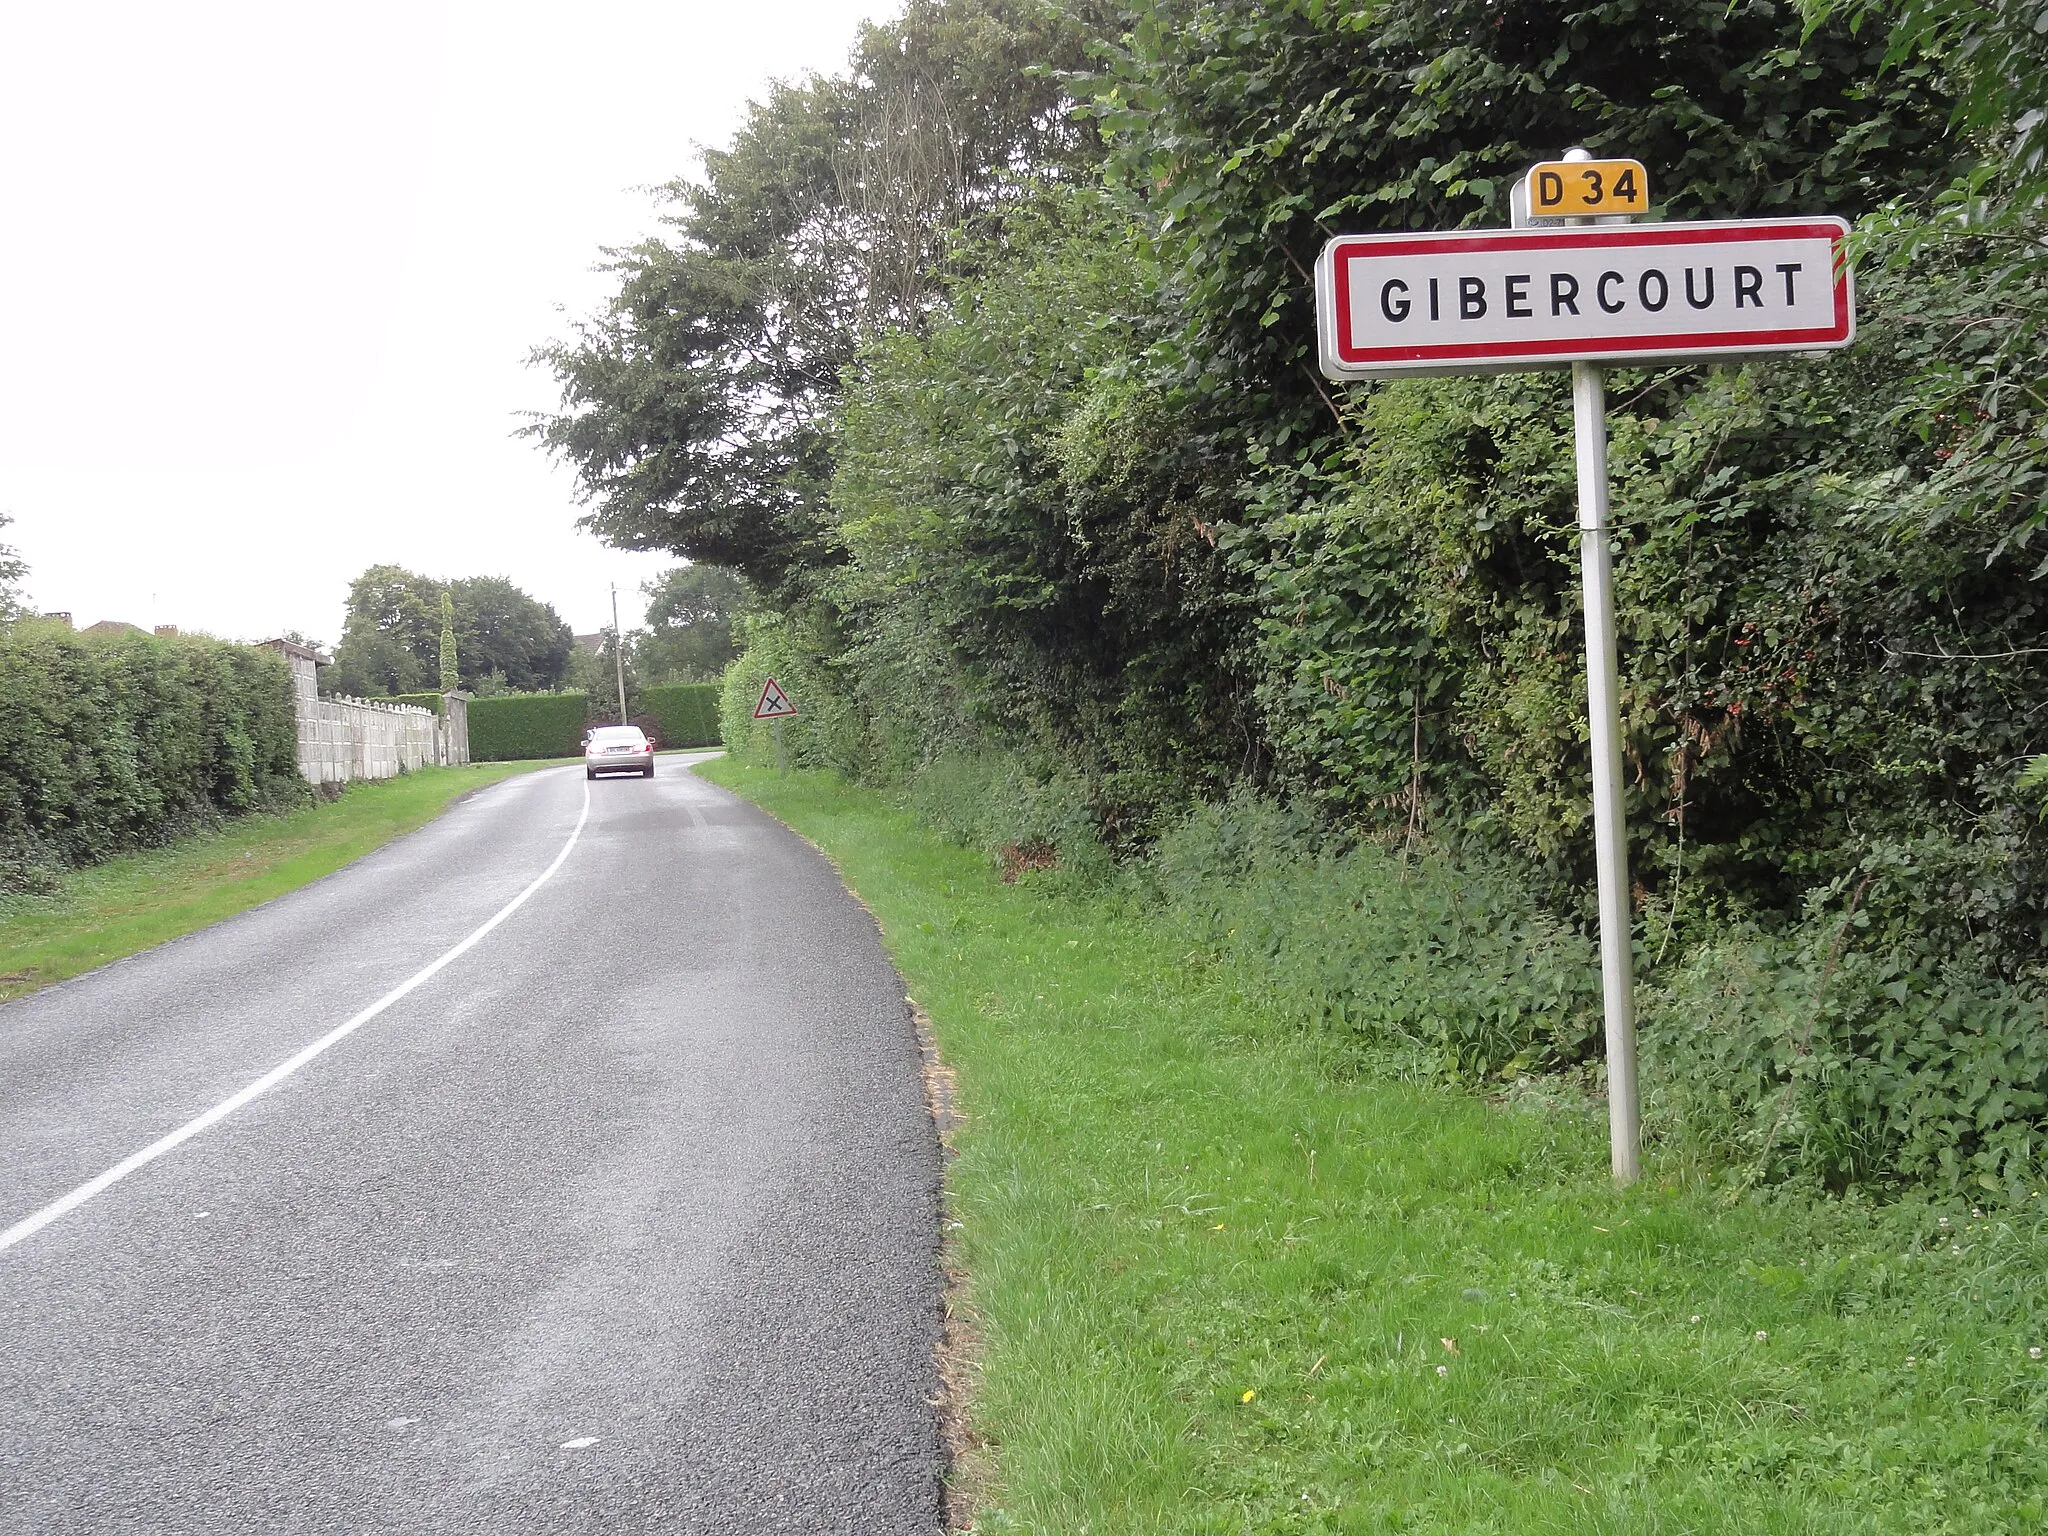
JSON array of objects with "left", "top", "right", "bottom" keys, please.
[{"left": 685, "top": 759, "right": 986, "bottom": 1531}]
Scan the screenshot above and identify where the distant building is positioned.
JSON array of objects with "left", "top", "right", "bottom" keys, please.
[
  {"left": 39, "top": 611, "right": 72, "bottom": 628},
  {"left": 572, "top": 632, "right": 606, "bottom": 656},
  {"left": 154, "top": 624, "right": 179, "bottom": 638},
  {"left": 81, "top": 620, "right": 147, "bottom": 639}
]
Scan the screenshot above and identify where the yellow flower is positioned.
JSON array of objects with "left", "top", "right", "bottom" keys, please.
[{"left": 1241, "top": 1389, "right": 1257, "bottom": 1404}]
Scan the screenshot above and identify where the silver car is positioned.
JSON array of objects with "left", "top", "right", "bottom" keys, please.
[{"left": 585, "top": 725, "right": 655, "bottom": 779}]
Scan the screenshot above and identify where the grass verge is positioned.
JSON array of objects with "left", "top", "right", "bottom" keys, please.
[
  {"left": 0, "top": 761, "right": 557, "bottom": 1003},
  {"left": 697, "top": 758, "right": 2048, "bottom": 1535}
]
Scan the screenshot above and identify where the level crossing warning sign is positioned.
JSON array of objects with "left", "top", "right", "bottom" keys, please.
[{"left": 752, "top": 677, "right": 798, "bottom": 720}]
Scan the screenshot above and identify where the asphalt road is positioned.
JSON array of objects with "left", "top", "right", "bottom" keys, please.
[{"left": 0, "top": 758, "right": 945, "bottom": 1534}]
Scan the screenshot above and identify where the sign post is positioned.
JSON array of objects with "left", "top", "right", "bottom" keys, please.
[
  {"left": 751, "top": 676, "right": 799, "bottom": 772},
  {"left": 1571, "top": 357, "right": 1640, "bottom": 1184},
  {"left": 1314, "top": 157, "right": 1854, "bottom": 1184}
]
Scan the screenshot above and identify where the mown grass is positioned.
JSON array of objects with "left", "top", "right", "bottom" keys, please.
[
  {"left": 698, "top": 758, "right": 2048, "bottom": 1535},
  {"left": 0, "top": 761, "right": 557, "bottom": 1003}
]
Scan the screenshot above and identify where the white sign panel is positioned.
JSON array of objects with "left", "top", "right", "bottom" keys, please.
[
  {"left": 752, "top": 677, "right": 798, "bottom": 720},
  {"left": 1316, "top": 218, "right": 1852, "bottom": 379}
]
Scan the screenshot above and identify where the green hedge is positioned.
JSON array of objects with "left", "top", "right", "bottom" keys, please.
[
  {"left": 0, "top": 628, "right": 301, "bottom": 872},
  {"left": 642, "top": 682, "right": 721, "bottom": 748},
  {"left": 467, "top": 691, "right": 588, "bottom": 761},
  {"left": 468, "top": 684, "right": 721, "bottom": 759},
  {"left": 388, "top": 691, "right": 445, "bottom": 716}
]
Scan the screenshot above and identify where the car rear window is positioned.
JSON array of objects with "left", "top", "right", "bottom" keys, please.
[{"left": 590, "top": 727, "right": 646, "bottom": 744}]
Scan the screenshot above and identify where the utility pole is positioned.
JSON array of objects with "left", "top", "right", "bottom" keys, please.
[{"left": 610, "top": 583, "right": 629, "bottom": 727}]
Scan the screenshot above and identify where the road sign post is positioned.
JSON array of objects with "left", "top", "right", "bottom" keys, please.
[
  {"left": 751, "top": 676, "right": 799, "bottom": 772},
  {"left": 1315, "top": 157, "right": 1854, "bottom": 1184},
  {"left": 1571, "top": 357, "right": 1641, "bottom": 1184}
]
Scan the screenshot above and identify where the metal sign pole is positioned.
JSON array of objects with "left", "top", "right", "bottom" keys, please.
[
  {"left": 1571, "top": 359, "right": 1641, "bottom": 1185},
  {"left": 773, "top": 716, "right": 785, "bottom": 773}
]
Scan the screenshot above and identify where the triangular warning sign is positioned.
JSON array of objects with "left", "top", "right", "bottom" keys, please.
[{"left": 752, "top": 677, "right": 799, "bottom": 720}]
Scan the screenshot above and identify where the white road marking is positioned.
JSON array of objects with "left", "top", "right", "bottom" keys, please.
[
  {"left": 0, "top": 777, "right": 593, "bottom": 1257},
  {"left": 559, "top": 1437, "right": 600, "bottom": 1450}
]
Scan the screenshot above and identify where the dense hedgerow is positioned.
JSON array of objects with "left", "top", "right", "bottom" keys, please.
[
  {"left": 469, "top": 684, "right": 722, "bottom": 760},
  {"left": 641, "top": 682, "right": 721, "bottom": 748},
  {"left": 0, "top": 626, "right": 301, "bottom": 889},
  {"left": 467, "top": 691, "right": 589, "bottom": 761},
  {"left": 717, "top": 611, "right": 866, "bottom": 770}
]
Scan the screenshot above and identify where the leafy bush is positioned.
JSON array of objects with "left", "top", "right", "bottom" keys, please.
[
  {"left": 386, "top": 691, "right": 445, "bottom": 715},
  {"left": 899, "top": 750, "right": 1115, "bottom": 887},
  {"left": 0, "top": 627, "right": 302, "bottom": 884},
  {"left": 641, "top": 682, "right": 720, "bottom": 748},
  {"left": 467, "top": 691, "right": 588, "bottom": 761},
  {"left": 1146, "top": 794, "right": 1602, "bottom": 1082},
  {"left": 1239, "top": 237, "right": 2048, "bottom": 954},
  {"left": 1644, "top": 898, "right": 2048, "bottom": 1199}
]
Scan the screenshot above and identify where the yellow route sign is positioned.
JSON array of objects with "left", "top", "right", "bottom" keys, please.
[{"left": 1525, "top": 159, "right": 1649, "bottom": 216}]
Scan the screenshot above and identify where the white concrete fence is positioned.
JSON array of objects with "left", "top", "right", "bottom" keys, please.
[{"left": 262, "top": 639, "right": 470, "bottom": 787}]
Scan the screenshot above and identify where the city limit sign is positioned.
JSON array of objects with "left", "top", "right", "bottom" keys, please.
[
  {"left": 1309, "top": 178, "right": 1859, "bottom": 1187},
  {"left": 1315, "top": 217, "right": 1853, "bottom": 379}
]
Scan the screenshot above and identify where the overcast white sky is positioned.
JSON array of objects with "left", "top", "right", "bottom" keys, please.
[{"left": 0, "top": 0, "right": 883, "bottom": 641}]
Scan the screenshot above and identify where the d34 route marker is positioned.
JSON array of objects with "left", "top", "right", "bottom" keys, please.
[
  {"left": 1315, "top": 151, "right": 1857, "bottom": 1187},
  {"left": 752, "top": 677, "right": 798, "bottom": 772},
  {"left": 1522, "top": 157, "right": 1650, "bottom": 218}
]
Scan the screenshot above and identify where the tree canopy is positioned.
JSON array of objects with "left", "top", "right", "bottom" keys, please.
[
  {"left": 527, "top": 0, "right": 1116, "bottom": 593},
  {"left": 330, "top": 566, "right": 572, "bottom": 696},
  {"left": 635, "top": 564, "right": 750, "bottom": 683},
  {"left": 0, "top": 514, "right": 28, "bottom": 625}
]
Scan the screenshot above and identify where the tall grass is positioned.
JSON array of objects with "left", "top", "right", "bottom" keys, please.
[{"left": 878, "top": 749, "right": 2046, "bottom": 1202}]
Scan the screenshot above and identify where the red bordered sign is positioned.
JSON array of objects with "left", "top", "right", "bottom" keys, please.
[
  {"left": 752, "top": 677, "right": 798, "bottom": 720},
  {"left": 1315, "top": 218, "right": 1853, "bottom": 379}
]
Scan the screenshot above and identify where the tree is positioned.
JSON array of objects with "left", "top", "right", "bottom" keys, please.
[
  {"left": 450, "top": 577, "right": 572, "bottom": 692},
  {"left": 570, "top": 629, "right": 639, "bottom": 724},
  {"left": 1089, "top": 0, "right": 1963, "bottom": 466},
  {"left": 330, "top": 566, "right": 573, "bottom": 696},
  {"left": 527, "top": 0, "right": 1118, "bottom": 594},
  {"left": 0, "top": 513, "right": 29, "bottom": 624},
  {"left": 438, "top": 590, "right": 459, "bottom": 693},
  {"left": 330, "top": 565, "right": 438, "bottom": 695},
  {"left": 634, "top": 565, "right": 750, "bottom": 682}
]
